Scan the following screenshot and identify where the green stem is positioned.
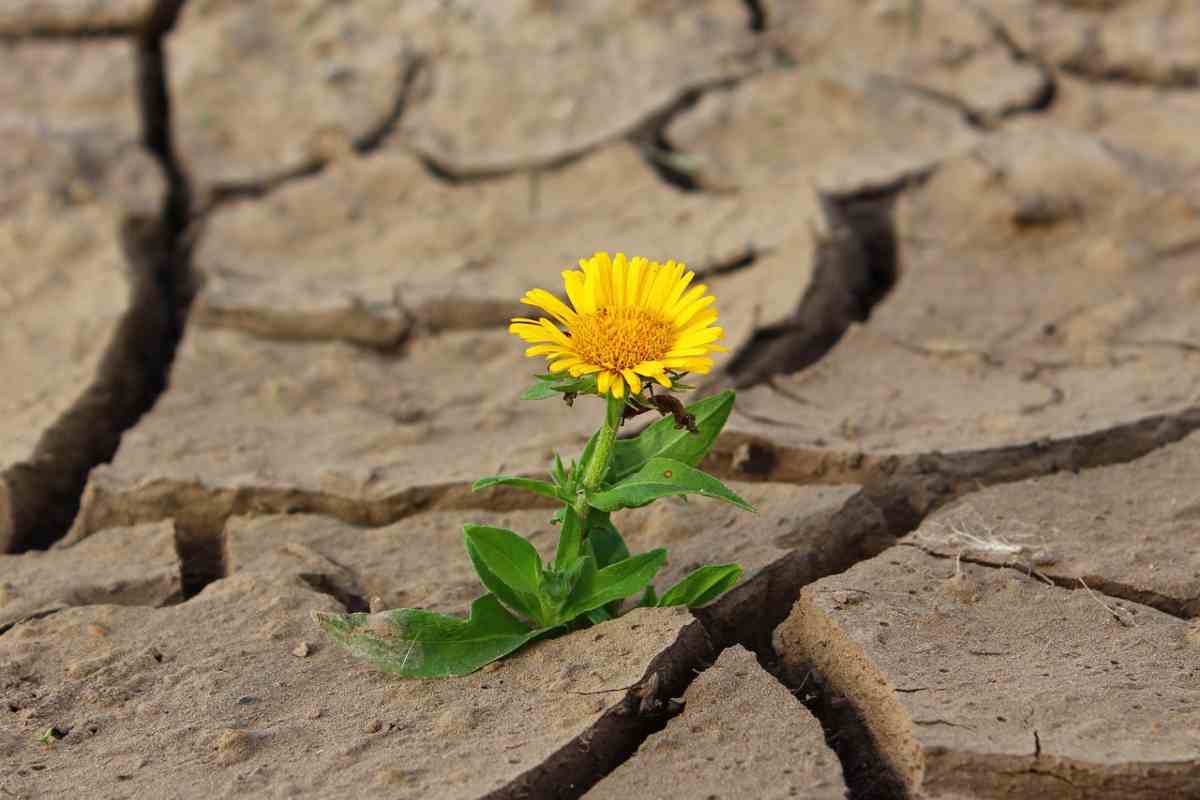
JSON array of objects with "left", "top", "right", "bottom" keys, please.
[
  {"left": 576, "top": 393, "right": 624, "bottom": 510},
  {"left": 555, "top": 394, "right": 624, "bottom": 570}
]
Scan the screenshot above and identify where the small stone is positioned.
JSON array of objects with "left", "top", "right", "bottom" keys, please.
[
  {"left": 291, "top": 641, "right": 310, "bottom": 658},
  {"left": 87, "top": 624, "right": 109, "bottom": 637},
  {"left": 213, "top": 729, "right": 256, "bottom": 766},
  {"left": 305, "top": 707, "right": 323, "bottom": 720},
  {"left": 368, "top": 596, "right": 386, "bottom": 613},
  {"left": 363, "top": 719, "right": 382, "bottom": 734},
  {"left": 236, "top": 695, "right": 257, "bottom": 705}
]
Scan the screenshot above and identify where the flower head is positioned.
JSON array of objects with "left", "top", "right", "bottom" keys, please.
[{"left": 509, "top": 252, "right": 726, "bottom": 398}]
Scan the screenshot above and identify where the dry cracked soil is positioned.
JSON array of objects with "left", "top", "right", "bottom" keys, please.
[{"left": 3, "top": 1, "right": 1200, "bottom": 798}]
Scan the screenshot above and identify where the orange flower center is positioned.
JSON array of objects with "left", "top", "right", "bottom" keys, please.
[{"left": 569, "top": 307, "right": 675, "bottom": 370}]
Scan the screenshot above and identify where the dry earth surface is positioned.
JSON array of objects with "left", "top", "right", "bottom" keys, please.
[{"left": 2, "top": 1, "right": 1200, "bottom": 799}]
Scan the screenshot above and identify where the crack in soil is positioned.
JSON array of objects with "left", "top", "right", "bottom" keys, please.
[
  {"left": 711, "top": 176, "right": 911, "bottom": 391},
  {"left": 415, "top": 66, "right": 774, "bottom": 186},
  {"left": 63, "top": 477, "right": 558, "bottom": 596},
  {"left": 1, "top": 0, "right": 196, "bottom": 555},
  {"left": 193, "top": 295, "right": 524, "bottom": 351},
  {"left": 0, "top": 607, "right": 66, "bottom": 639},
  {"left": 203, "top": 53, "right": 428, "bottom": 209},
  {"left": 904, "top": 542, "right": 1199, "bottom": 620},
  {"left": 482, "top": 619, "right": 714, "bottom": 800},
  {"left": 743, "top": 0, "right": 767, "bottom": 33},
  {"left": 705, "top": 405, "right": 1200, "bottom": 518},
  {"left": 769, "top": 658, "right": 908, "bottom": 800},
  {"left": 0, "top": 22, "right": 133, "bottom": 40}
]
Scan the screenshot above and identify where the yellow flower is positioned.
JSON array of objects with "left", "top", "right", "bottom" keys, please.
[{"left": 509, "top": 252, "right": 726, "bottom": 398}]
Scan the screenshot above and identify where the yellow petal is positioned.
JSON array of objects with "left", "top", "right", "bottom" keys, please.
[
  {"left": 597, "top": 370, "right": 613, "bottom": 395},
  {"left": 590, "top": 252, "right": 613, "bottom": 307},
  {"left": 522, "top": 288, "right": 577, "bottom": 325},
  {"left": 632, "top": 361, "right": 667, "bottom": 377},
  {"left": 562, "top": 269, "right": 592, "bottom": 314},
  {"left": 620, "top": 368, "right": 642, "bottom": 395},
  {"left": 667, "top": 284, "right": 708, "bottom": 318},
  {"left": 665, "top": 347, "right": 712, "bottom": 358},
  {"left": 663, "top": 357, "right": 715, "bottom": 373},
  {"left": 509, "top": 322, "right": 557, "bottom": 343},
  {"left": 611, "top": 374, "right": 626, "bottom": 398},
  {"left": 663, "top": 268, "right": 695, "bottom": 310},
  {"left": 612, "top": 253, "right": 628, "bottom": 307},
  {"left": 549, "top": 357, "right": 581, "bottom": 373},
  {"left": 643, "top": 260, "right": 675, "bottom": 311},
  {"left": 569, "top": 363, "right": 603, "bottom": 377},
  {"left": 626, "top": 256, "right": 645, "bottom": 307},
  {"left": 581, "top": 259, "right": 602, "bottom": 311},
  {"left": 675, "top": 326, "right": 724, "bottom": 348},
  {"left": 673, "top": 294, "right": 716, "bottom": 327},
  {"left": 525, "top": 344, "right": 564, "bottom": 357},
  {"left": 678, "top": 308, "right": 719, "bottom": 333},
  {"left": 653, "top": 372, "right": 673, "bottom": 388}
]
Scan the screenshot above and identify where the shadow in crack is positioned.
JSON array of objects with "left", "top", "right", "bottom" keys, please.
[
  {"left": 715, "top": 178, "right": 910, "bottom": 390},
  {"left": 1, "top": 0, "right": 195, "bottom": 553}
]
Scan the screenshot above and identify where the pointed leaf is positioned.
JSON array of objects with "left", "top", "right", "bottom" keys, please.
[
  {"left": 464, "top": 525, "right": 544, "bottom": 621},
  {"left": 589, "top": 457, "right": 754, "bottom": 513},
  {"left": 586, "top": 513, "right": 632, "bottom": 617},
  {"left": 587, "top": 513, "right": 630, "bottom": 569},
  {"left": 553, "top": 506, "right": 586, "bottom": 571},
  {"left": 657, "top": 564, "right": 743, "bottom": 608},
  {"left": 472, "top": 476, "right": 563, "bottom": 501},
  {"left": 610, "top": 391, "right": 733, "bottom": 480},
  {"left": 313, "top": 594, "right": 549, "bottom": 678},
  {"left": 522, "top": 373, "right": 599, "bottom": 400},
  {"left": 540, "top": 553, "right": 588, "bottom": 608},
  {"left": 586, "top": 606, "right": 612, "bottom": 625},
  {"left": 573, "top": 429, "right": 601, "bottom": 488},
  {"left": 520, "top": 381, "right": 559, "bottom": 400},
  {"left": 561, "top": 550, "right": 667, "bottom": 619},
  {"left": 551, "top": 453, "right": 568, "bottom": 487}
]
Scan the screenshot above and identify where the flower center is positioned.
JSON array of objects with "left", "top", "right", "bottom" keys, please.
[{"left": 569, "top": 306, "right": 675, "bottom": 370}]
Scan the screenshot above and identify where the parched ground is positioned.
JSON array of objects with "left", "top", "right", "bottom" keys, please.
[{"left": 3, "top": 2, "right": 1200, "bottom": 798}]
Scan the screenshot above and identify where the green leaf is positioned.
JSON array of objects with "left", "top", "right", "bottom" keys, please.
[
  {"left": 314, "top": 594, "right": 550, "bottom": 678},
  {"left": 464, "top": 525, "right": 544, "bottom": 622},
  {"left": 521, "top": 373, "right": 599, "bottom": 400},
  {"left": 586, "top": 514, "right": 632, "bottom": 617},
  {"left": 610, "top": 391, "right": 734, "bottom": 480},
  {"left": 540, "top": 553, "right": 588, "bottom": 608},
  {"left": 553, "top": 506, "right": 586, "bottom": 571},
  {"left": 520, "top": 381, "right": 559, "bottom": 400},
  {"left": 560, "top": 550, "right": 667, "bottom": 619},
  {"left": 471, "top": 476, "right": 563, "bottom": 501},
  {"left": 639, "top": 585, "right": 658, "bottom": 608},
  {"left": 587, "top": 513, "right": 630, "bottom": 569},
  {"left": 586, "top": 606, "right": 612, "bottom": 625},
  {"left": 588, "top": 457, "right": 754, "bottom": 513},
  {"left": 551, "top": 453, "right": 568, "bottom": 487},
  {"left": 657, "top": 564, "right": 743, "bottom": 608},
  {"left": 573, "top": 429, "right": 601, "bottom": 488}
]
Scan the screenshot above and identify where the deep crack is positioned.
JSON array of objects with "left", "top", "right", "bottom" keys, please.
[
  {"left": 0, "top": 0, "right": 197, "bottom": 555},
  {"left": 713, "top": 177, "right": 911, "bottom": 390},
  {"left": 483, "top": 620, "right": 714, "bottom": 800}
]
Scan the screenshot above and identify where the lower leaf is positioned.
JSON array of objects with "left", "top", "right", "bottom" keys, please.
[
  {"left": 560, "top": 550, "right": 667, "bottom": 620},
  {"left": 657, "top": 564, "right": 743, "bottom": 608},
  {"left": 313, "top": 594, "right": 550, "bottom": 678}
]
